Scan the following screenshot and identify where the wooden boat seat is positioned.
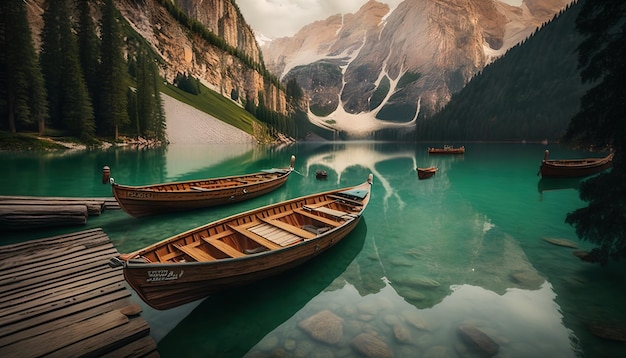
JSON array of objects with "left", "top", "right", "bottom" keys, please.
[
  {"left": 157, "top": 250, "right": 184, "bottom": 262},
  {"left": 190, "top": 181, "right": 240, "bottom": 191},
  {"left": 302, "top": 225, "right": 331, "bottom": 235},
  {"left": 302, "top": 199, "right": 337, "bottom": 209},
  {"left": 190, "top": 186, "right": 211, "bottom": 191},
  {"left": 257, "top": 216, "right": 316, "bottom": 240},
  {"left": 248, "top": 222, "right": 304, "bottom": 246},
  {"left": 201, "top": 237, "right": 245, "bottom": 258},
  {"left": 302, "top": 205, "right": 357, "bottom": 220},
  {"left": 292, "top": 208, "right": 341, "bottom": 227},
  {"left": 227, "top": 223, "right": 282, "bottom": 250},
  {"left": 327, "top": 194, "right": 363, "bottom": 206},
  {"left": 174, "top": 242, "right": 215, "bottom": 262}
]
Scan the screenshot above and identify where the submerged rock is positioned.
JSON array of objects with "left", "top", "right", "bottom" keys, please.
[
  {"left": 298, "top": 310, "right": 344, "bottom": 345},
  {"left": 588, "top": 323, "right": 626, "bottom": 342},
  {"left": 457, "top": 324, "right": 499, "bottom": 357},
  {"left": 543, "top": 237, "right": 578, "bottom": 249},
  {"left": 393, "top": 324, "right": 413, "bottom": 344},
  {"left": 351, "top": 333, "right": 393, "bottom": 358},
  {"left": 509, "top": 270, "right": 544, "bottom": 289}
]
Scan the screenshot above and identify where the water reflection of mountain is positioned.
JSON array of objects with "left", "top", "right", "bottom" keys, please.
[
  {"left": 113, "top": 144, "right": 297, "bottom": 186},
  {"left": 157, "top": 220, "right": 367, "bottom": 357},
  {"left": 358, "top": 215, "right": 545, "bottom": 310}
]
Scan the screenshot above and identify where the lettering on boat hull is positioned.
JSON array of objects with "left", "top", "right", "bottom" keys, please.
[
  {"left": 146, "top": 269, "right": 184, "bottom": 282},
  {"left": 127, "top": 191, "right": 154, "bottom": 199}
]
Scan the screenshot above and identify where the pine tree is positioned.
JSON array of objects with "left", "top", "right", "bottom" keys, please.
[
  {"left": 40, "top": 0, "right": 64, "bottom": 129},
  {"left": 99, "top": 0, "right": 129, "bottom": 139},
  {"left": 134, "top": 49, "right": 166, "bottom": 141},
  {"left": 135, "top": 50, "right": 151, "bottom": 137},
  {"left": 152, "top": 64, "right": 167, "bottom": 142},
  {"left": 77, "top": 0, "right": 100, "bottom": 103},
  {"left": 0, "top": 0, "right": 48, "bottom": 134},
  {"left": 564, "top": 0, "right": 626, "bottom": 265}
]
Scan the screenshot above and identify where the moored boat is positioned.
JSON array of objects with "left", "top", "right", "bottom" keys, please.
[
  {"left": 110, "top": 174, "right": 373, "bottom": 310},
  {"left": 315, "top": 170, "right": 328, "bottom": 180},
  {"left": 428, "top": 145, "right": 465, "bottom": 154},
  {"left": 538, "top": 150, "right": 613, "bottom": 178},
  {"left": 104, "top": 156, "right": 295, "bottom": 217},
  {"left": 417, "top": 166, "right": 438, "bottom": 179}
]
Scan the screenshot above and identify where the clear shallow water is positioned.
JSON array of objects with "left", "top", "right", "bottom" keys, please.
[{"left": 1, "top": 142, "right": 624, "bottom": 357}]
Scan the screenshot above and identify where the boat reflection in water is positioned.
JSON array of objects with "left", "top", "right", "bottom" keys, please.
[
  {"left": 537, "top": 177, "right": 582, "bottom": 194},
  {"left": 157, "top": 221, "right": 367, "bottom": 357}
]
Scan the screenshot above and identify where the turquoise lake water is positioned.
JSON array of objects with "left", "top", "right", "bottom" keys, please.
[{"left": 1, "top": 142, "right": 624, "bottom": 357}]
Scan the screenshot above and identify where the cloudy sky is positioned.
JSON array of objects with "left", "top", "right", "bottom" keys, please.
[{"left": 237, "top": 0, "right": 524, "bottom": 39}]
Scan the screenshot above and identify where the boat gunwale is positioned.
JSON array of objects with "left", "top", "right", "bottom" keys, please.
[
  {"left": 123, "top": 219, "right": 357, "bottom": 268},
  {"left": 121, "top": 179, "right": 372, "bottom": 263},
  {"left": 111, "top": 169, "right": 291, "bottom": 192},
  {"left": 543, "top": 153, "right": 613, "bottom": 168}
]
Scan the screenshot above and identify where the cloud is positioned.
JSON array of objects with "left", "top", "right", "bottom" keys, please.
[
  {"left": 236, "top": 0, "right": 525, "bottom": 39},
  {"left": 237, "top": 0, "right": 402, "bottom": 39}
]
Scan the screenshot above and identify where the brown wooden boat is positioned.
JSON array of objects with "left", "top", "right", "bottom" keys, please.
[
  {"left": 428, "top": 145, "right": 465, "bottom": 154},
  {"left": 538, "top": 150, "right": 613, "bottom": 178},
  {"left": 417, "top": 166, "right": 438, "bottom": 179},
  {"left": 109, "top": 174, "right": 373, "bottom": 310},
  {"left": 315, "top": 170, "right": 328, "bottom": 180},
  {"left": 103, "top": 156, "right": 295, "bottom": 217}
]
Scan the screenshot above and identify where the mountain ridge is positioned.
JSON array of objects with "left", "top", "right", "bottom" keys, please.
[
  {"left": 261, "top": 0, "right": 573, "bottom": 137},
  {"left": 24, "top": 0, "right": 289, "bottom": 117}
]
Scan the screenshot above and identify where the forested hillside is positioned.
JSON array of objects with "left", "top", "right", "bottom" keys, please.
[{"left": 417, "top": 0, "right": 586, "bottom": 141}]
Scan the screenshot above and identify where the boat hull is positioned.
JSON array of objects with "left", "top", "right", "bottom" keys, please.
[
  {"left": 417, "top": 167, "right": 438, "bottom": 179},
  {"left": 112, "top": 173, "right": 290, "bottom": 217},
  {"left": 122, "top": 218, "right": 360, "bottom": 310},
  {"left": 539, "top": 153, "right": 613, "bottom": 178},
  {"left": 116, "top": 176, "right": 373, "bottom": 310}
]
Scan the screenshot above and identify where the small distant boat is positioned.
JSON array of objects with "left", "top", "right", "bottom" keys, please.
[
  {"left": 417, "top": 166, "right": 438, "bottom": 179},
  {"left": 110, "top": 174, "right": 373, "bottom": 310},
  {"left": 104, "top": 156, "right": 295, "bottom": 217},
  {"left": 538, "top": 150, "right": 613, "bottom": 178},
  {"left": 315, "top": 170, "right": 328, "bottom": 180},
  {"left": 428, "top": 145, "right": 465, "bottom": 154}
]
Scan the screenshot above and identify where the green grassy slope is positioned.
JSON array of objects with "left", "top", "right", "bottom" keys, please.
[{"left": 160, "top": 82, "right": 263, "bottom": 137}]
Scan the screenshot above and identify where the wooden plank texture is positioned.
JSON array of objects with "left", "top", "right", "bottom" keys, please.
[
  {"left": 0, "top": 196, "right": 120, "bottom": 231},
  {"left": 0, "top": 228, "right": 158, "bottom": 357}
]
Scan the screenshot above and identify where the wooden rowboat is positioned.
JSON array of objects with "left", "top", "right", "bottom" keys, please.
[
  {"left": 538, "top": 150, "right": 613, "bottom": 178},
  {"left": 109, "top": 174, "right": 373, "bottom": 310},
  {"left": 103, "top": 156, "right": 295, "bottom": 217},
  {"left": 428, "top": 145, "right": 465, "bottom": 154},
  {"left": 315, "top": 170, "right": 328, "bottom": 180},
  {"left": 417, "top": 166, "right": 438, "bottom": 179}
]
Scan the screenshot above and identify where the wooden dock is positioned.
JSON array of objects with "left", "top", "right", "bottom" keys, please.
[
  {"left": 0, "top": 228, "right": 158, "bottom": 357},
  {"left": 0, "top": 196, "right": 120, "bottom": 231}
]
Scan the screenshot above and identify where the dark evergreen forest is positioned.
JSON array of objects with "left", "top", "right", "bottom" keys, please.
[
  {"left": 1, "top": 0, "right": 169, "bottom": 143},
  {"left": 416, "top": 1, "right": 586, "bottom": 142}
]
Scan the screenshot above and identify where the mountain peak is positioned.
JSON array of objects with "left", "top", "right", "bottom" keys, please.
[{"left": 261, "top": 0, "right": 572, "bottom": 136}]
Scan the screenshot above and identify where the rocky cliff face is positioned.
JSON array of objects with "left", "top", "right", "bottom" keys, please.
[
  {"left": 26, "top": 0, "right": 286, "bottom": 114},
  {"left": 262, "top": 0, "right": 572, "bottom": 136},
  {"left": 173, "top": 0, "right": 262, "bottom": 65}
]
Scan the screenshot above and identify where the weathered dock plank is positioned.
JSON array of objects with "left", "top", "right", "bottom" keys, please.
[
  {"left": 0, "top": 228, "right": 158, "bottom": 357},
  {"left": 0, "top": 196, "right": 120, "bottom": 231}
]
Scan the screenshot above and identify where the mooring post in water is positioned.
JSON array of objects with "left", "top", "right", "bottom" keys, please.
[{"left": 102, "top": 166, "right": 111, "bottom": 184}]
